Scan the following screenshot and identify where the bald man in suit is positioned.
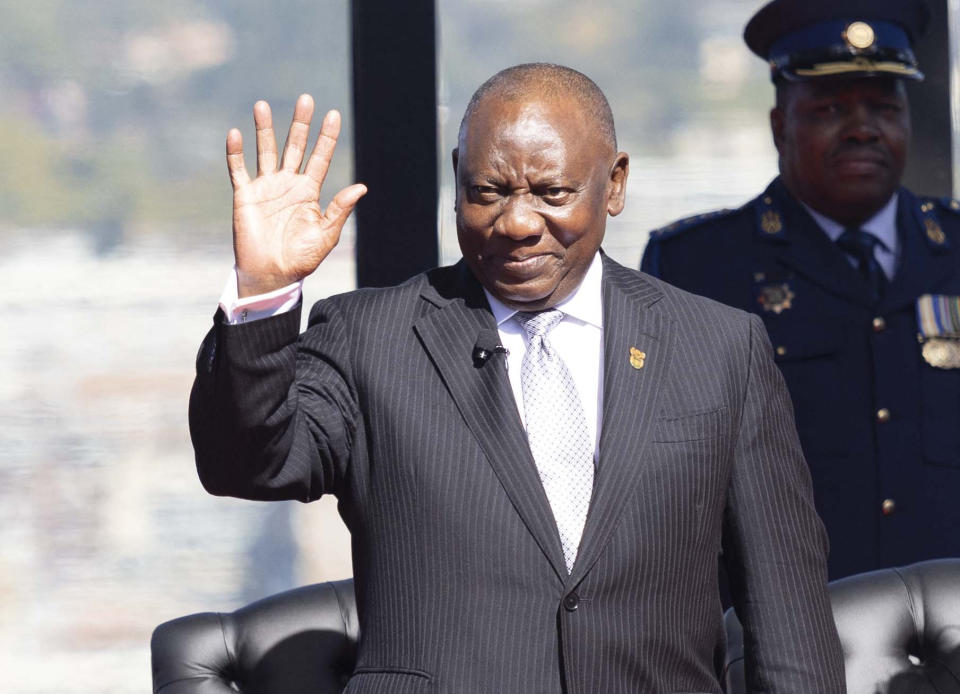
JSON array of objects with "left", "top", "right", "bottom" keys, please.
[{"left": 190, "top": 63, "right": 844, "bottom": 693}]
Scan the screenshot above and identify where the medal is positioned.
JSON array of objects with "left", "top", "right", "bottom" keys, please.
[
  {"left": 756, "top": 282, "right": 795, "bottom": 314},
  {"left": 921, "top": 339, "right": 960, "bottom": 369},
  {"left": 916, "top": 294, "right": 960, "bottom": 368}
]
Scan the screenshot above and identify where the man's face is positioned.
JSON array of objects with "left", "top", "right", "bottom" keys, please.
[
  {"left": 453, "top": 95, "right": 628, "bottom": 311},
  {"left": 772, "top": 76, "right": 910, "bottom": 226}
]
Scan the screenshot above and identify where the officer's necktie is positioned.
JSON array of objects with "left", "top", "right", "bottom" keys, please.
[
  {"left": 836, "top": 227, "right": 887, "bottom": 302},
  {"left": 516, "top": 309, "right": 594, "bottom": 573}
]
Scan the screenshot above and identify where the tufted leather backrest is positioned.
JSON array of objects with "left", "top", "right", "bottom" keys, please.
[
  {"left": 151, "top": 579, "right": 358, "bottom": 693},
  {"left": 724, "top": 559, "right": 960, "bottom": 694}
]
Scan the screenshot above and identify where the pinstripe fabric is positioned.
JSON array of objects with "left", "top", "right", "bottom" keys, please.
[{"left": 190, "top": 254, "right": 845, "bottom": 693}]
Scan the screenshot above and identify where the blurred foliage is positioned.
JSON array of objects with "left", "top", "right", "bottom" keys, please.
[
  {"left": 0, "top": 0, "right": 353, "bottom": 233},
  {"left": 0, "top": 0, "right": 769, "bottom": 233},
  {"left": 438, "top": 0, "right": 771, "bottom": 153}
]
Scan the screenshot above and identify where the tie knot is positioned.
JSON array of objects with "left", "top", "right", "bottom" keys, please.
[
  {"left": 837, "top": 227, "right": 882, "bottom": 258},
  {"left": 516, "top": 309, "right": 564, "bottom": 339},
  {"left": 836, "top": 227, "right": 887, "bottom": 302}
]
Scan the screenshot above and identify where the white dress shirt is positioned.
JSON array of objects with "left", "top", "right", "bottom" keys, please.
[
  {"left": 218, "top": 270, "right": 302, "bottom": 324},
  {"left": 218, "top": 252, "right": 607, "bottom": 456},
  {"left": 803, "top": 194, "right": 899, "bottom": 280},
  {"left": 483, "top": 252, "right": 605, "bottom": 458}
]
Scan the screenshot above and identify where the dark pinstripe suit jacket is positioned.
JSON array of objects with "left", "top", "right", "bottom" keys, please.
[{"left": 190, "top": 254, "right": 845, "bottom": 693}]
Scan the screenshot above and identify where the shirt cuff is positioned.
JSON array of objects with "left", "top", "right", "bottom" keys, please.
[{"left": 218, "top": 267, "right": 303, "bottom": 324}]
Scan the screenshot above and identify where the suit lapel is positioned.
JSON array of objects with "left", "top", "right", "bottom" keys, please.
[
  {"left": 413, "top": 264, "right": 568, "bottom": 581},
  {"left": 569, "top": 256, "right": 675, "bottom": 585}
]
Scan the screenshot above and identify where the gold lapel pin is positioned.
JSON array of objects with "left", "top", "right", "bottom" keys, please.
[{"left": 629, "top": 347, "right": 646, "bottom": 370}]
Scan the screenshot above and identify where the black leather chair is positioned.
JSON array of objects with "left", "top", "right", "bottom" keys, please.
[
  {"left": 153, "top": 560, "right": 960, "bottom": 693},
  {"left": 151, "top": 578, "right": 358, "bottom": 693},
  {"left": 724, "top": 559, "right": 960, "bottom": 694}
]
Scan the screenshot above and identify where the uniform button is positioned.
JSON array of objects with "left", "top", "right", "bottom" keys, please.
[
  {"left": 563, "top": 592, "right": 580, "bottom": 612},
  {"left": 882, "top": 498, "right": 896, "bottom": 516},
  {"left": 872, "top": 316, "right": 886, "bottom": 332},
  {"left": 775, "top": 346, "right": 787, "bottom": 357},
  {"left": 876, "top": 408, "right": 891, "bottom": 423}
]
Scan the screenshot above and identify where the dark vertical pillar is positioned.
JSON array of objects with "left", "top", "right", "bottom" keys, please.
[
  {"left": 351, "top": 0, "right": 438, "bottom": 288},
  {"left": 903, "top": 0, "right": 952, "bottom": 197}
]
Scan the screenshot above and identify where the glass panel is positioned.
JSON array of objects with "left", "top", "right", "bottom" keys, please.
[
  {"left": 951, "top": 0, "right": 960, "bottom": 195},
  {"left": 437, "top": 0, "right": 776, "bottom": 269},
  {"left": 0, "top": 2, "right": 353, "bottom": 690}
]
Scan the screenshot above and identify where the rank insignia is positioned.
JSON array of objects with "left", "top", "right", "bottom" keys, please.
[
  {"left": 925, "top": 219, "right": 946, "bottom": 246},
  {"left": 629, "top": 347, "right": 646, "bottom": 370},
  {"left": 756, "top": 282, "right": 795, "bottom": 314},
  {"left": 916, "top": 294, "right": 960, "bottom": 368},
  {"left": 760, "top": 210, "right": 783, "bottom": 235}
]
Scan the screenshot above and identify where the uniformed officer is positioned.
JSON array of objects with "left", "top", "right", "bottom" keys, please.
[{"left": 642, "top": 0, "right": 960, "bottom": 580}]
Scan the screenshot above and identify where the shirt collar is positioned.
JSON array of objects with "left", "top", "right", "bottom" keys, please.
[
  {"left": 484, "top": 252, "right": 604, "bottom": 329},
  {"left": 802, "top": 194, "right": 899, "bottom": 251}
]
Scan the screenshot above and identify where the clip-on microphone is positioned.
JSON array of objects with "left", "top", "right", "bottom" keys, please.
[{"left": 473, "top": 329, "right": 508, "bottom": 366}]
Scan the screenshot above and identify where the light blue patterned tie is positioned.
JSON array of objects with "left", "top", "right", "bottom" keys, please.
[{"left": 516, "top": 309, "right": 594, "bottom": 573}]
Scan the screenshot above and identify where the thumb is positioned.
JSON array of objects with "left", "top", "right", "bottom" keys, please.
[{"left": 323, "top": 184, "right": 368, "bottom": 230}]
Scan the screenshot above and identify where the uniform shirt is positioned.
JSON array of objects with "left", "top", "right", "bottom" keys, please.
[
  {"left": 483, "top": 252, "right": 604, "bottom": 458},
  {"left": 803, "top": 194, "right": 900, "bottom": 280}
]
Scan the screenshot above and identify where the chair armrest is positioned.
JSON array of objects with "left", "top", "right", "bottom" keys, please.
[
  {"left": 151, "top": 579, "right": 358, "bottom": 694},
  {"left": 151, "top": 612, "right": 238, "bottom": 693},
  {"left": 722, "top": 559, "right": 960, "bottom": 694}
]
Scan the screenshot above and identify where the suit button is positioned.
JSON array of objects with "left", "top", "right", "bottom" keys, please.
[
  {"left": 563, "top": 592, "right": 580, "bottom": 612},
  {"left": 876, "top": 408, "right": 891, "bottom": 423},
  {"left": 882, "top": 498, "right": 896, "bottom": 516},
  {"left": 872, "top": 316, "right": 886, "bottom": 332}
]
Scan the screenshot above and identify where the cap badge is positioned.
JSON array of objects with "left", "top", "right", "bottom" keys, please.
[{"left": 844, "top": 22, "right": 876, "bottom": 52}]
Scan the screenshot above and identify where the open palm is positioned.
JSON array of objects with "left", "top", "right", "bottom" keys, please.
[{"left": 227, "top": 95, "right": 367, "bottom": 297}]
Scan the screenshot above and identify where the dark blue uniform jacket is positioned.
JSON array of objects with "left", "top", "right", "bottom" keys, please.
[{"left": 642, "top": 176, "right": 960, "bottom": 579}]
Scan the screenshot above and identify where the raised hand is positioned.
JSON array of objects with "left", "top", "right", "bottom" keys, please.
[{"left": 226, "top": 94, "right": 367, "bottom": 297}]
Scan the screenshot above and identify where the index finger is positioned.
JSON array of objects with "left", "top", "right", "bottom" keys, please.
[
  {"left": 254, "top": 100, "right": 278, "bottom": 176},
  {"left": 303, "top": 110, "right": 342, "bottom": 188}
]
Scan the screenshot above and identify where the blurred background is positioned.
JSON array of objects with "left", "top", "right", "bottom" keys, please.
[{"left": 0, "top": 0, "right": 849, "bottom": 691}]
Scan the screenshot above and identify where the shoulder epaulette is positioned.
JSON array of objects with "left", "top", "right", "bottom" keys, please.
[
  {"left": 914, "top": 196, "right": 952, "bottom": 251},
  {"left": 648, "top": 208, "right": 735, "bottom": 242},
  {"left": 936, "top": 196, "right": 960, "bottom": 215}
]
